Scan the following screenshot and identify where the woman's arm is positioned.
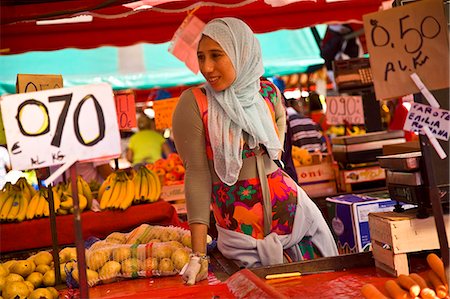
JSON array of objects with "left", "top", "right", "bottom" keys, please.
[
  {"left": 273, "top": 86, "right": 286, "bottom": 158},
  {"left": 172, "top": 89, "right": 212, "bottom": 254}
]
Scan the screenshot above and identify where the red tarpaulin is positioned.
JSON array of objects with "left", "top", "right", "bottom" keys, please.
[{"left": 0, "top": 0, "right": 384, "bottom": 55}]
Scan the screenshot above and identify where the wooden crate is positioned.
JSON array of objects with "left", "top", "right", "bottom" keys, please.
[
  {"left": 296, "top": 161, "right": 338, "bottom": 197},
  {"left": 368, "top": 209, "right": 450, "bottom": 276},
  {"left": 160, "top": 184, "right": 187, "bottom": 216},
  {"left": 338, "top": 166, "right": 386, "bottom": 192}
]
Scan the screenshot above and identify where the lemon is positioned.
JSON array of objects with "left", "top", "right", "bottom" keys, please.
[
  {"left": 2, "top": 281, "right": 30, "bottom": 299},
  {"left": 112, "top": 247, "right": 131, "bottom": 262},
  {"left": 46, "top": 287, "right": 59, "bottom": 299},
  {"left": 72, "top": 269, "right": 99, "bottom": 286},
  {"left": 35, "top": 264, "right": 51, "bottom": 274},
  {"left": 28, "top": 287, "right": 53, "bottom": 299},
  {"left": 26, "top": 272, "right": 43, "bottom": 288},
  {"left": 34, "top": 252, "right": 53, "bottom": 266},
  {"left": 59, "top": 247, "right": 76, "bottom": 263},
  {"left": 59, "top": 264, "right": 67, "bottom": 281},
  {"left": 23, "top": 280, "right": 35, "bottom": 293},
  {"left": 0, "top": 276, "right": 6, "bottom": 292},
  {"left": 2, "top": 261, "right": 16, "bottom": 272},
  {"left": 86, "top": 250, "right": 109, "bottom": 271},
  {"left": 10, "top": 260, "right": 34, "bottom": 277},
  {"left": 5, "top": 273, "right": 24, "bottom": 283},
  {"left": 42, "top": 270, "right": 55, "bottom": 287},
  {"left": 171, "top": 248, "right": 190, "bottom": 271},
  {"left": 0, "top": 264, "right": 9, "bottom": 277}
]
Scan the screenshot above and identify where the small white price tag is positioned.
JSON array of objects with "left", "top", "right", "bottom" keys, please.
[{"left": 0, "top": 83, "right": 121, "bottom": 171}]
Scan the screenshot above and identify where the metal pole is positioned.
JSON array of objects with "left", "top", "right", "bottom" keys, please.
[
  {"left": 70, "top": 164, "right": 89, "bottom": 298},
  {"left": 421, "top": 136, "right": 449, "bottom": 284},
  {"left": 47, "top": 183, "right": 61, "bottom": 286}
]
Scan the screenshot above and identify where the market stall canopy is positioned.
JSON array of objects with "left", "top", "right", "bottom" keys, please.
[
  {"left": 0, "top": 26, "right": 326, "bottom": 95},
  {"left": 1, "top": 0, "right": 384, "bottom": 55}
]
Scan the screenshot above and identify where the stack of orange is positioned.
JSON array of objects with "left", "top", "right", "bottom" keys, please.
[
  {"left": 362, "top": 253, "right": 448, "bottom": 299},
  {"left": 146, "top": 153, "right": 185, "bottom": 186}
]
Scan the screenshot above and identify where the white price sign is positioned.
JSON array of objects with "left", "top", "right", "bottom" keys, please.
[
  {"left": 326, "top": 96, "right": 365, "bottom": 125},
  {"left": 0, "top": 83, "right": 121, "bottom": 171}
]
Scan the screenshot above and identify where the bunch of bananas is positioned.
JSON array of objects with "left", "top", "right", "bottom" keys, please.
[
  {"left": 0, "top": 178, "right": 37, "bottom": 222},
  {"left": 65, "top": 176, "right": 94, "bottom": 209},
  {"left": 0, "top": 185, "right": 28, "bottom": 222},
  {"left": 99, "top": 171, "right": 135, "bottom": 210},
  {"left": 56, "top": 191, "right": 88, "bottom": 215},
  {"left": 133, "top": 166, "right": 161, "bottom": 204},
  {"left": 292, "top": 146, "right": 313, "bottom": 167},
  {"left": 26, "top": 187, "right": 61, "bottom": 219}
]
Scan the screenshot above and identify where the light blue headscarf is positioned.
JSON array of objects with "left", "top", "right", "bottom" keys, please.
[{"left": 203, "top": 18, "right": 282, "bottom": 185}]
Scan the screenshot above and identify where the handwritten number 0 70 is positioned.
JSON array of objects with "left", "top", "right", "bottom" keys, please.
[{"left": 15, "top": 93, "right": 106, "bottom": 147}]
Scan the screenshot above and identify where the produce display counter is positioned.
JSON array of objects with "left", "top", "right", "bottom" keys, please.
[
  {"left": 60, "top": 254, "right": 430, "bottom": 299},
  {"left": 0, "top": 200, "right": 180, "bottom": 253}
]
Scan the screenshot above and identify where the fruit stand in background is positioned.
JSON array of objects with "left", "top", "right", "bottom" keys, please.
[
  {"left": 292, "top": 147, "right": 338, "bottom": 198},
  {"left": 146, "top": 153, "right": 187, "bottom": 216}
]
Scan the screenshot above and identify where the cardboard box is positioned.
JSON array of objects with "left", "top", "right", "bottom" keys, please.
[
  {"left": 160, "top": 184, "right": 185, "bottom": 202},
  {"left": 326, "top": 194, "right": 415, "bottom": 254},
  {"left": 296, "top": 160, "right": 338, "bottom": 197}
]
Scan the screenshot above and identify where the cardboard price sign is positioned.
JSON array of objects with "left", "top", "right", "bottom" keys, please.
[
  {"left": 114, "top": 90, "right": 137, "bottom": 131},
  {"left": 403, "top": 102, "right": 450, "bottom": 141},
  {"left": 326, "top": 96, "right": 364, "bottom": 125},
  {"left": 0, "top": 83, "right": 121, "bottom": 171},
  {"left": 16, "top": 74, "right": 63, "bottom": 93},
  {"left": 363, "top": 0, "right": 449, "bottom": 100},
  {"left": 0, "top": 74, "right": 64, "bottom": 146},
  {"left": 153, "top": 97, "right": 179, "bottom": 130}
]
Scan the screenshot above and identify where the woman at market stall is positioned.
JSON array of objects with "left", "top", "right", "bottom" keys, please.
[{"left": 172, "top": 17, "right": 338, "bottom": 285}]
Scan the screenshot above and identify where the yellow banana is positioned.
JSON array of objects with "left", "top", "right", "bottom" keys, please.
[
  {"left": 16, "top": 178, "right": 31, "bottom": 202},
  {"left": 60, "top": 196, "right": 74, "bottom": 210},
  {"left": 16, "top": 193, "right": 28, "bottom": 222},
  {"left": 57, "top": 208, "right": 69, "bottom": 215},
  {"left": 43, "top": 197, "right": 50, "bottom": 217},
  {"left": 133, "top": 170, "right": 142, "bottom": 201},
  {"left": 139, "top": 169, "right": 150, "bottom": 201},
  {"left": 26, "top": 191, "right": 41, "bottom": 220},
  {"left": 100, "top": 179, "right": 119, "bottom": 210},
  {"left": 119, "top": 179, "right": 135, "bottom": 210},
  {"left": 142, "top": 170, "right": 153, "bottom": 202},
  {"left": 6, "top": 193, "right": 21, "bottom": 221},
  {"left": 146, "top": 169, "right": 161, "bottom": 202},
  {"left": 77, "top": 193, "right": 88, "bottom": 211},
  {"left": 35, "top": 193, "right": 48, "bottom": 218},
  {"left": 98, "top": 172, "right": 116, "bottom": 200},
  {"left": 0, "top": 182, "right": 12, "bottom": 211},
  {"left": 111, "top": 180, "right": 127, "bottom": 209},
  {"left": 79, "top": 176, "right": 93, "bottom": 208},
  {"left": 0, "top": 193, "right": 15, "bottom": 221}
]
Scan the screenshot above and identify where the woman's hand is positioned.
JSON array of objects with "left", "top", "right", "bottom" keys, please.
[{"left": 181, "top": 253, "right": 208, "bottom": 285}]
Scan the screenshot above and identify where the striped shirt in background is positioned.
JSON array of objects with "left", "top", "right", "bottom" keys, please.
[{"left": 286, "top": 107, "right": 327, "bottom": 153}]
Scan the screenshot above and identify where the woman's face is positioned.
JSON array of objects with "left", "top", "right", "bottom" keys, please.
[{"left": 197, "top": 35, "right": 236, "bottom": 92}]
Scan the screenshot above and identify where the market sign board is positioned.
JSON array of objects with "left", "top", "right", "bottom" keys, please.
[
  {"left": 403, "top": 102, "right": 450, "bottom": 141},
  {"left": 0, "top": 74, "right": 64, "bottom": 146},
  {"left": 114, "top": 90, "right": 137, "bottom": 131},
  {"left": 0, "top": 83, "right": 121, "bottom": 170},
  {"left": 363, "top": 0, "right": 449, "bottom": 100},
  {"left": 153, "top": 97, "right": 179, "bottom": 130},
  {"left": 16, "top": 74, "right": 63, "bottom": 94},
  {"left": 326, "top": 95, "right": 364, "bottom": 125}
]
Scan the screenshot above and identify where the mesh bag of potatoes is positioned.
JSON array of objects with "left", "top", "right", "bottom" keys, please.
[{"left": 68, "top": 224, "right": 193, "bottom": 287}]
